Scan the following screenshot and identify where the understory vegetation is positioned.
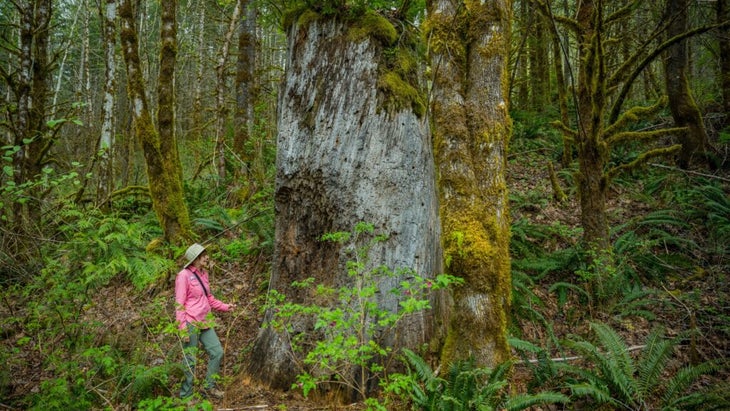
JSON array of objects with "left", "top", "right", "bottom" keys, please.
[{"left": 1, "top": 112, "right": 728, "bottom": 410}]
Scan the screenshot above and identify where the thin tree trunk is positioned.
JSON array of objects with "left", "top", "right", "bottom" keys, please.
[
  {"left": 575, "top": 0, "right": 610, "bottom": 252},
  {"left": 664, "top": 0, "right": 711, "bottom": 168},
  {"left": 214, "top": 1, "right": 242, "bottom": 183},
  {"left": 119, "top": 0, "right": 191, "bottom": 244},
  {"left": 249, "top": 13, "right": 442, "bottom": 392},
  {"left": 234, "top": 0, "right": 256, "bottom": 188},
  {"left": 719, "top": 0, "right": 730, "bottom": 124},
  {"left": 98, "top": 0, "right": 117, "bottom": 204},
  {"left": 13, "top": 0, "right": 52, "bottom": 229},
  {"left": 529, "top": 10, "right": 550, "bottom": 110},
  {"left": 191, "top": 1, "right": 205, "bottom": 142},
  {"left": 427, "top": 0, "right": 512, "bottom": 368}
]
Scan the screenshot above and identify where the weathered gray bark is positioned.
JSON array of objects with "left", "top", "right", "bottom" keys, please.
[{"left": 248, "top": 15, "right": 443, "bottom": 391}]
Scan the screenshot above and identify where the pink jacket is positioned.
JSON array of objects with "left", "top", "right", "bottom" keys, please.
[{"left": 175, "top": 266, "right": 230, "bottom": 330}]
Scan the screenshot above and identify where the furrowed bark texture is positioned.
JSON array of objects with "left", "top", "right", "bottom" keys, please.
[
  {"left": 427, "top": 0, "right": 512, "bottom": 368},
  {"left": 248, "top": 15, "right": 443, "bottom": 390}
]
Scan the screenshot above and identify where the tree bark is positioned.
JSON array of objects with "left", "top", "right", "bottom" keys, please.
[
  {"left": 12, "top": 0, "right": 52, "bottom": 229},
  {"left": 214, "top": 1, "right": 242, "bottom": 183},
  {"left": 664, "top": 0, "right": 711, "bottom": 168},
  {"left": 119, "top": 0, "right": 191, "bottom": 244},
  {"left": 719, "top": 0, "right": 730, "bottom": 124},
  {"left": 427, "top": 0, "right": 512, "bottom": 368},
  {"left": 575, "top": 0, "right": 610, "bottom": 252},
  {"left": 234, "top": 0, "right": 256, "bottom": 188},
  {"left": 97, "top": 0, "right": 117, "bottom": 204},
  {"left": 248, "top": 13, "right": 443, "bottom": 391}
]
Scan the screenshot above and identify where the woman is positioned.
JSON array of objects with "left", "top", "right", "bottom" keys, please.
[{"left": 175, "top": 243, "right": 236, "bottom": 400}]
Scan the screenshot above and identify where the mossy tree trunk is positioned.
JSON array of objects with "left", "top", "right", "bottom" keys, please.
[
  {"left": 426, "top": 0, "right": 512, "bottom": 368},
  {"left": 664, "top": 0, "right": 711, "bottom": 168},
  {"left": 720, "top": 0, "right": 730, "bottom": 125},
  {"left": 119, "top": 0, "right": 191, "bottom": 244},
  {"left": 574, "top": 0, "right": 612, "bottom": 253},
  {"left": 10, "top": 0, "right": 52, "bottom": 230},
  {"left": 529, "top": 8, "right": 550, "bottom": 111},
  {"left": 248, "top": 11, "right": 443, "bottom": 392}
]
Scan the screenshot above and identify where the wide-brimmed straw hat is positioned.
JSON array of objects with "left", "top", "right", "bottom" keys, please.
[{"left": 183, "top": 243, "right": 206, "bottom": 268}]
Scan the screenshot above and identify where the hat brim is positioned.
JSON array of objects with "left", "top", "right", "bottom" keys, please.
[{"left": 184, "top": 248, "right": 206, "bottom": 268}]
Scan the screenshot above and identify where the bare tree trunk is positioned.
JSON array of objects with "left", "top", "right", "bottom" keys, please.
[
  {"left": 248, "top": 13, "right": 443, "bottom": 392},
  {"left": 214, "top": 1, "right": 242, "bottom": 183},
  {"left": 191, "top": 1, "right": 206, "bottom": 142},
  {"left": 12, "top": 0, "right": 52, "bottom": 229},
  {"left": 119, "top": 0, "right": 191, "bottom": 244},
  {"left": 98, "top": 0, "right": 117, "bottom": 204},
  {"left": 664, "top": 0, "right": 711, "bottom": 168},
  {"left": 234, "top": 0, "right": 256, "bottom": 189},
  {"left": 427, "top": 0, "right": 512, "bottom": 368}
]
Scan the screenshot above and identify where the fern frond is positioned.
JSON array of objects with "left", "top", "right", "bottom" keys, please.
[
  {"left": 548, "top": 281, "right": 591, "bottom": 306},
  {"left": 402, "top": 348, "right": 434, "bottom": 383},
  {"left": 504, "top": 392, "right": 570, "bottom": 411},
  {"left": 636, "top": 327, "right": 672, "bottom": 398},
  {"left": 661, "top": 361, "right": 721, "bottom": 407},
  {"left": 508, "top": 337, "right": 543, "bottom": 354},
  {"left": 589, "top": 322, "right": 638, "bottom": 404},
  {"left": 568, "top": 382, "right": 614, "bottom": 404}
]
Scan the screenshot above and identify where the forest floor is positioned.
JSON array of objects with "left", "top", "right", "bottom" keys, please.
[
  {"left": 4, "top": 141, "right": 728, "bottom": 410},
  {"left": 191, "top": 144, "right": 727, "bottom": 410}
]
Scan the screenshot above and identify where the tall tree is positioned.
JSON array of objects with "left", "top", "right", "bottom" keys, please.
[
  {"left": 537, "top": 0, "right": 691, "bottom": 262},
  {"left": 214, "top": 0, "right": 242, "bottom": 183},
  {"left": 426, "top": 0, "right": 512, "bottom": 367},
  {"left": 664, "top": 0, "right": 711, "bottom": 168},
  {"left": 8, "top": 0, "right": 53, "bottom": 230},
  {"left": 234, "top": 0, "right": 257, "bottom": 190},
  {"left": 248, "top": 7, "right": 443, "bottom": 392},
  {"left": 98, "top": 0, "right": 117, "bottom": 204},
  {"left": 718, "top": 0, "right": 730, "bottom": 127},
  {"left": 119, "top": 0, "right": 191, "bottom": 243}
]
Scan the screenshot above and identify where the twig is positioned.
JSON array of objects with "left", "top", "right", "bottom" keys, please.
[
  {"left": 650, "top": 163, "right": 730, "bottom": 183},
  {"left": 216, "top": 406, "right": 269, "bottom": 410},
  {"left": 515, "top": 345, "right": 646, "bottom": 364}
]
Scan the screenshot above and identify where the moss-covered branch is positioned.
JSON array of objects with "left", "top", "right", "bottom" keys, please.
[
  {"left": 608, "top": 21, "right": 730, "bottom": 123},
  {"left": 550, "top": 119, "right": 577, "bottom": 140},
  {"left": 604, "top": 0, "right": 641, "bottom": 26},
  {"left": 605, "top": 127, "right": 687, "bottom": 147},
  {"left": 607, "top": 145, "right": 681, "bottom": 180},
  {"left": 602, "top": 97, "right": 666, "bottom": 140}
]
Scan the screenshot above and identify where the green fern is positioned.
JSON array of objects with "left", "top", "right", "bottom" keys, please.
[
  {"left": 609, "top": 286, "right": 659, "bottom": 321},
  {"left": 560, "top": 322, "right": 724, "bottom": 410},
  {"left": 400, "top": 349, "right": 568, "bottom": 411}
]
